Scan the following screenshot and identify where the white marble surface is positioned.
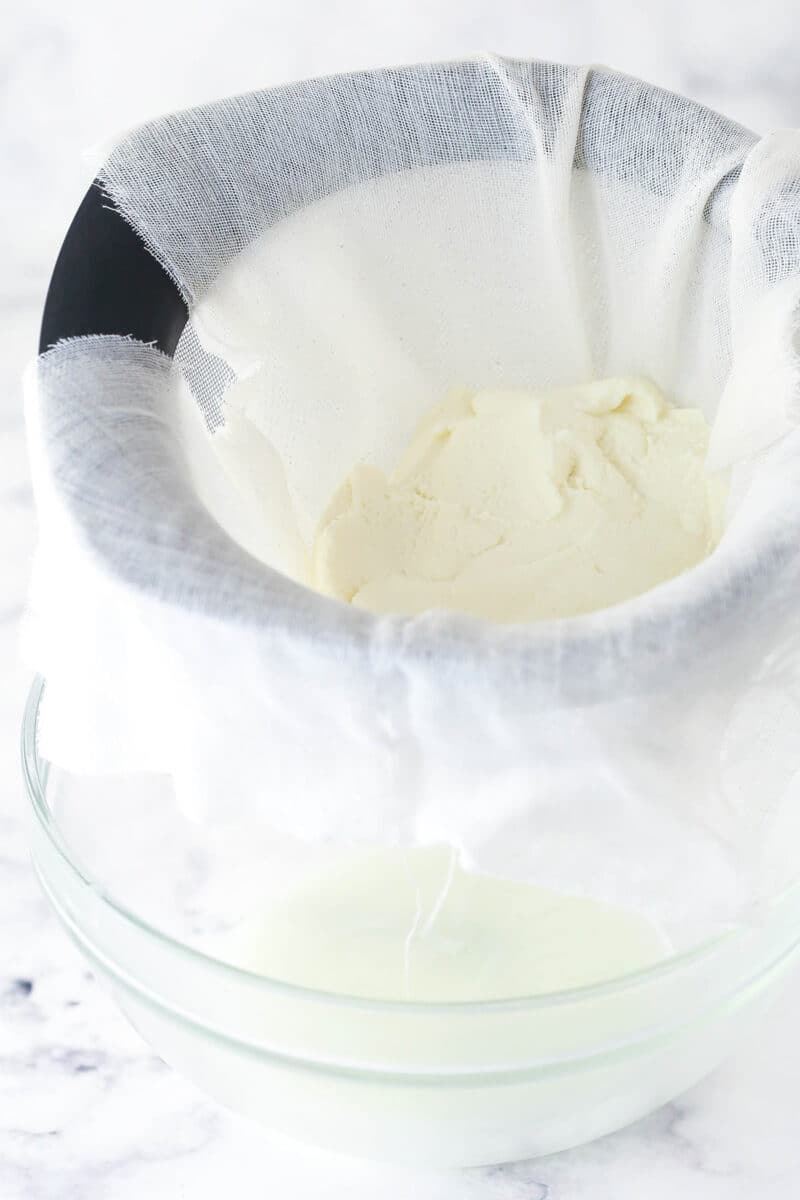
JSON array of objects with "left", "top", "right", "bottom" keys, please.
[{"left": 3, "top": 2, "right": 800, "bottom": 1196}]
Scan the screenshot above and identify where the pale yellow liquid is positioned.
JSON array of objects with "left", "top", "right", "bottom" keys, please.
[{"left": 223, "top": 847, "right": 669, "bottom": 1002}]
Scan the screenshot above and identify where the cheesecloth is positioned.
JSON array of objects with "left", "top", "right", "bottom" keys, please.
[{"left": 24, "top": 57, "right": 800, "bottom": 934}]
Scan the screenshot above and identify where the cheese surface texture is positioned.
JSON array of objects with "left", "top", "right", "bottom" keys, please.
[{"left": 311, "top": 378, "right": 726, "bottom": 621}]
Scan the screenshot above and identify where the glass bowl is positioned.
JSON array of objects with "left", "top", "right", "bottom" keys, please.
[{"left": 23, "top": 677, "right": 800, "bottom": 1167}]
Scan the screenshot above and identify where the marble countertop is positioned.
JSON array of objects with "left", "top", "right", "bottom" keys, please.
[{"left": 3, "top": 2, "right": 800, "bottom": 1196}]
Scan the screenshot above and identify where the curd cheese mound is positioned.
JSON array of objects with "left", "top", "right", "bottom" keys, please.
[{"left": 312, "top": 378, "right": 726, "bottom": 621}]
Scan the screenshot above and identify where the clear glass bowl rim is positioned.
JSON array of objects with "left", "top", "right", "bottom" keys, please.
[{"left": 23, "top": 673, "right": 785, "bottom": 1016}]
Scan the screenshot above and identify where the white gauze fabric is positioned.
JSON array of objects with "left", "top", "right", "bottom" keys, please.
[{"left": 23, "top": 57, "right": 800, "bottom": 934}]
